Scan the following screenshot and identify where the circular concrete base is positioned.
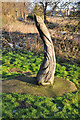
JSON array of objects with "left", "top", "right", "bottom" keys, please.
[{"left": 2, "top": 74, "right": 77, "bottom": 98}]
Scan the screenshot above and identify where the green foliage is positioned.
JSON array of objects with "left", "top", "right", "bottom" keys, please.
[
  {"left": 2, "top": 49, "right": 43, "bottom": 77},
  {"left": 55, "top": 63, "right": 79, "bottom": 87},
  {"left": 2, "top": 49, "right": 79, "bottom": 87},
  {"left": 2, "top": 92, "right": 79, "bottom": 119}
]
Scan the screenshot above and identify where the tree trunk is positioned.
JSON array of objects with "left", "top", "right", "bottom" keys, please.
[
  {"left": 44, "top": 2, "right": 47, "bottom": 24},
  {"left": 34, "top": 15, "right": 56, "bottom": 85},
  {"left": 44, "top": 8, "right": 46, "bottom": 24}
]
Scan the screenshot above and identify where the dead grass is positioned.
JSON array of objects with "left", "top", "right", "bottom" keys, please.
[
  {"left": 2, "top": 21, "right": 38, "bottom": 34},
  {"left": 47, "top": 17, "right": 79, "bottom": 26},
  {"left": 2, "top": 17, "right": 79, "bottom": 34}
]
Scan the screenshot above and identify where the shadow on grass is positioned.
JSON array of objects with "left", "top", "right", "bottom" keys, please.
[
  {"left": 2, "top": 72, "right": 37, "bottom": 85},
  {"left": 15, "top": 72, "right": 37, "bottom": 85}
]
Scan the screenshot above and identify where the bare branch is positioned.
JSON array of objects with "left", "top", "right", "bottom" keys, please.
[
  {"left": 40, "top": 1, "right": 44, "bottom": 8},
  {"left": 40, "top": 2, "right": 44, "bottom": 5}
]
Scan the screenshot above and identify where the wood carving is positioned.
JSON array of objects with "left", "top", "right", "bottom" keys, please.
[{"left": 34, "top": 15, "right": 56, "bottom": 85}]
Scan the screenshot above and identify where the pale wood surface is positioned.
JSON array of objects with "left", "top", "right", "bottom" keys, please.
[{"left": 34, "top": 15, "right": 56, "bottom": 85}]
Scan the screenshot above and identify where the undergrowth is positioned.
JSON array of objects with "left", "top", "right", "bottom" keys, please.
[{"left": 2, "top": 92, "right": 79, "bottom": 119}]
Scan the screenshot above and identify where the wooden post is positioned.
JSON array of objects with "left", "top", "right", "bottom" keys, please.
[{"left": 34, "top": 15, "right": 56, "bottom": 85}]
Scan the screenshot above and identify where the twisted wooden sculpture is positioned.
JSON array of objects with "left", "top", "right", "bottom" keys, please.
[{"left": 34, "top": 15, "right": 56, "bottom": 85}]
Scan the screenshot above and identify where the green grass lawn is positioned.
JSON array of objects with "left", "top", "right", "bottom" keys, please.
[
  {"left": 2, "top": 92, "right": 79, "bottom": 119},
  {"left": 2, "top": 48, "right": 80, "bottom": 119}
]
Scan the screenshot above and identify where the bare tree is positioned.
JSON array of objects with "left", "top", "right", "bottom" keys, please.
[
  {"left": 34, "top": 0, "right": 60, "bottom": 23},
  {"left": 75, "top": 1, "right": 80, "bottom": 17},
  {"left": 2, "top": 1, "right": 30, "bottom": 21},
  {"left": 59, "top": 1, "right": 72, "bottom": 16}
]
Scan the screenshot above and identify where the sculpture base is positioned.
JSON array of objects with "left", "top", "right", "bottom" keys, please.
[{"left": 2, "top": 74, "right": 77, "bottom": 98}]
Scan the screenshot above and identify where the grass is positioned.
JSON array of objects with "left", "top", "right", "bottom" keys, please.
[
  {"left": 2, "top": 92, "right": 79, "bottom": 119},
  {"left": 2, "top": 49, "right": 79, "bottom": 88},
  {"left": 2, "top": 48, "right": 80, "bottom": 119}
]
